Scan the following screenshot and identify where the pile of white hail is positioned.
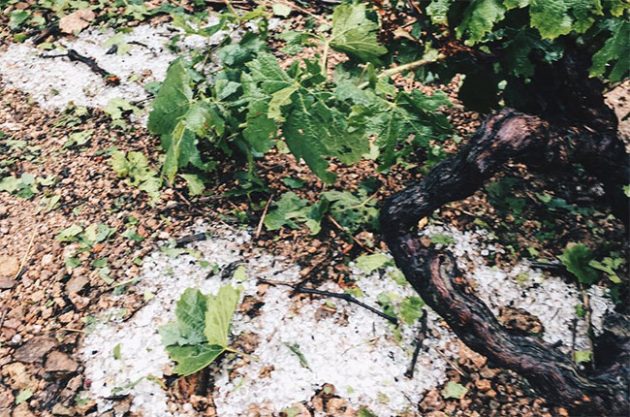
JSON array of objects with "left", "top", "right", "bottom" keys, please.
[
  {"left": 80, "top": 221, "right": 612, "bottom": 417},
  {"left": 0, "top": 24, "right": 177, "bottom": 110},
  {"left": 0, "top": 15, "right": 272, "bottom": 112}
]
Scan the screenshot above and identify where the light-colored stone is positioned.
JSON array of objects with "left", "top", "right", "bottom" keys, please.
[
  {"left": 0, "top": 256, "right": 19, "bottom": 278},
  {"left": 475, "top": 379, "right": 492, "bottom": 392},
  {"left": 65, "top": 274, "right": 88, "bottom": 295},
  {"left": 51, "top": 403, "right": 74, "bottom": 416},
  {"left": 45, "top": 351, "right": 78, "bottom": 373},
  {"left": 11, "top": 403, "right": 35, "bottom": 417},
  {"left": 0, "top": 277, "right": 16, "bottom": 290},
  {"left": 41, "top": 254, "right": 54, "bottom": 266},
  {"left": 1, "top": 362, "right": 32, "bottom": 389}
]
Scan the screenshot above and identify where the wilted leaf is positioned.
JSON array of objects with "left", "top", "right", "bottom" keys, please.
[
  {"left": 82, "top": 223, "right": 115, "bottom": 246},
  {"left": 15, "top": 389, "right": 33, "bottom": 405},
  {"left": 322, "top": 190, "right": 378, "bottom": 233},
  {"left": 56, "top": 224, "right": 83, "bottom": 242},
  {"left": 232, "top": 265, "right": 248, "bottom": 282},
  {"left": 166, "top": 344, "right": 224, "bottom": 376},
  {"left": 103, "top": 98, "right": 138, "bottom": 121},
  {"left": 161, "top": 285, "right": 242, "bottom": 376},
  {"left": 0, "top": 176, "right": 20, "bottom": 193},
  {"left": 284, "top": 342, "right": 310, "bottom": 369},
  {"left": 9, "top": 10, "right": 30, "bottom": 30},
  {"left": 111, "top": 151, "right": 161, "bottom": 200},
  {"left": 356, "top": 253, "right": 392, "bottom": 274},
  {"left": 574, "top": 349, "right": 592, "bottom": 364},
  {"left": 399, "top": 296, "right": 425, "bottom": 324},
  {"left": 442, "top": 381, "right": 468, "bottom": 399},
  {"left": 358, "top": 408, "right": 377, "bottom": 417},
  {"left": 429, "top": 233, "right": 455, "bottom": 246},
  {"left": 181, "top": 173, "right": 205, "bottom": 196},
  {"left": 589, "top": 257, "right": 623, "bottom": 284},
  {"left": 113, "top": 344, "right": 122, "bottom": 360},
  {"left": 64, "top": 129, "right": 93, "bottom": 148},
  {"left": 264, "top": 192, "right": 326, "bottom": 234}
]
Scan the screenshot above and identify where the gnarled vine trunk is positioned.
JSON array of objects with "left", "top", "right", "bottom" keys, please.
[{"left": 380, "top": 50, "right": 630, "bottom": 416}]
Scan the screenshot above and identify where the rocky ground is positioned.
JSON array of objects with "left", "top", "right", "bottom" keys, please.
[{"left": 0, "top": 2, "right": 627, "bottom": 417}]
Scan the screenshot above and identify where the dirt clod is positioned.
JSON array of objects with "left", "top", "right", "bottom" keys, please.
[{"left": 13, "top": 337, "right": 57, "bottom": 363}]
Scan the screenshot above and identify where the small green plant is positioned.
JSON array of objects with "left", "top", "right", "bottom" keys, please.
[
  {"left": 589, "top": 256, "right": 624, "bottom": 284},
  {"left": 263, "top": 187, "right": 379, "bottom": 237},
  {"left": 147, "top": 2, "right": 451, "bottom": 188},
  {"left": 0, "top": 174, "right": 55, "bottom": 199},
  {"left": 263, "top": 192, "right": 327, "bottom": 235},
  {"left": 160, "top": 285, "right": 242, "bottom": 376},
  {"left": 558, "top": 243, "right": 598, "bottom": 285},
  {"left": 322, "top": 189, "right": 379, "bottom": 233},
  {"left": 110, "top": 150, "right": 161, "bottom": 202},
  {"left": 56, "top": 223, "right": 116, "bottom": 251}
]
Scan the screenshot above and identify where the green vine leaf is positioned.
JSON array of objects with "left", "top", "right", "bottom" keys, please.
[
  {"left": 148, "top": 58, "right": 193, "bottom": 138},
  {"left": 529, "top": 0, "right": 573, "bottom": 39},
  {"left": 456, "top": 0, "right": 505, "bottom": 45},
  {"left": 558, "top": 243, "right": 598, "bottom": 285},
  {"left": 590, "top": 21, "right": 630, "bottom": 83},
  {"left": 205, "top": 285, "right": 242, "bottom": 347},
  {"left": 161, "top": 286, "right": 242, "bottom": 377},
  {"left": 329, "top": 2, "right": 387, "bottom": 62},
  {"left": 165, "top": 344, "right": 224, "bottom": 376}
]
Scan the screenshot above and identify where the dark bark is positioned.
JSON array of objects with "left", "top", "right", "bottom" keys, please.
[{"left": 380, "top": 108, "right": 629, "bottom": 415}]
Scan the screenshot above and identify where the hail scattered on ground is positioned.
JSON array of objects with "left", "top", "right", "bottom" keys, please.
[{"left": 0, "top": 6, "right": 625, "bottom": 417}]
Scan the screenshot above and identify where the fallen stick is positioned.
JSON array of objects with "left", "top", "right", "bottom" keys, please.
[
  {"left": 258, "top": 278, "right": 398, "bottom": 325},
  {"left": 326, "top": 215, "right": 374, "bottom": 253},
  {"left": 174, "top": 232, "right": 208, "bottom": 247},
  {"left": 405, "top": 309, "right": 428, "bottom": 379},
  {"left": 255, "top": 195, "right": 273, "bottom": 239},
  {"left": 14, "top": 230, "right": 37, "bottom": 281},
  {"left": 41, "top": 49, "right": 120, "bottom": 86},
  {"left": 31, "top": 22, "right": 60, "bottom": 45}
]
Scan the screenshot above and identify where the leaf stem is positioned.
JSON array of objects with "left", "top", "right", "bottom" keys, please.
[
  {"left": 379, "top": 53, "right": 446, "bottom": 79},
  {"left": 321, "top": 40, "right": 330, "bottom": 77},
  {"left": 225, "top": 346, "right": 256, "bottom": 360},
  {"left": 108, "top": 277, "right": 140, "bottom": 290},
  {"left": 358, "top": 53, "right": 446, "bottom": 89},
  {"left": 223, "top": 0, "right": 240, "bottom": 22}
]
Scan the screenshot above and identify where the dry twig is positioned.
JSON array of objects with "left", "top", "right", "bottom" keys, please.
[
  {"left": 405, "top": 309, "right": 428, "bottom": 378},
  {"left": 255, "top": 195, "right": 274, "bottom": 238},
  {"left": 258, "top": 277, "right": 398, "bottom": 324}
]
